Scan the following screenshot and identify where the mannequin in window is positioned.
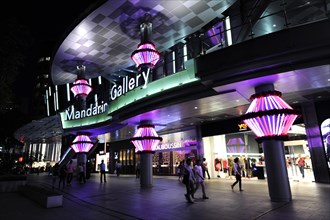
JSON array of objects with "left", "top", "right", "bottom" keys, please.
[
  {"left": 240, "top": 156, "right": 246, "bottom": 178},
  {"left": 202, "top": 158, "right": 211, "bottom": 179},
  {"left": 244, "top": 157, "right": 251, "bottom": 178},
  {"left": 214, "top": 158, "right": 222, "bottom": 178},
  {"left": 222, "top": 158, "right": 228, "bottom": 177},
  {"left": 228, "top": 156, "right": 234, "bottom": 179}
]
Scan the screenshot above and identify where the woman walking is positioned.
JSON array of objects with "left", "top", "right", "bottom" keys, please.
[
  {"left": 183, "top": 158, "right": 196, "bottom": 203},
  {"left": 194, "top": 159, "right": 209, "bottom": 199},
  {"left": 231, "top": 157, "right": 244, "bottom": 191}
]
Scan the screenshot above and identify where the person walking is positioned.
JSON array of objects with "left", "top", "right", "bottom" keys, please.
[
  {"left": 78, "top": 162, "right": 86, "bottom": 183},
  {"left": 58, "top": 165, "right": 67, "bottom": 189},
  {"left": 194, "top": 159, "right": 209, "bottom": 199},
  {"left": 183, "top": 158, "right": 196, "bottom": 203},
  {"left": 115, "top": 160, "right": 121, "bottom": 177},
  {"left": 231, "top": 157, "right": 243, "bottom": 191},
  {"left": 202, "top": 158, "right": 211, "bottom": 179},
  {"left": 66, "top": 160, "right": 74, "bottom": 186},
  {"left": 100, "top": 160, "right": 106, "bottom": 183},
  {"left": 177, "top": 160, "right": 185, "bottom": 182},
  {"left": 135, "top": 161, "right": 141, "bottom": 178},
  {"left": 51, "top": 163, "right": 59, "bottom": 190}
]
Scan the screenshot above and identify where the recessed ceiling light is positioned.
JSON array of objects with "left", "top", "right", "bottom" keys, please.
[
  {"left": 194, "top": 106, "right": 198, "bottom": 109},
  {"left": 273, "top": 24, "right": 276, "bottom": 27}
]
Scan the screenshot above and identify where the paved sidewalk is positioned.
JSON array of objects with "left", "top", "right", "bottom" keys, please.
[{"left": 0, "top": 173, "right": 329, "bottom": 220}]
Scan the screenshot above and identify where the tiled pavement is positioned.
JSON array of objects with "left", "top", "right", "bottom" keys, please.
[{"left": 0, "top": 173, "right": 329, "bottom": 220}]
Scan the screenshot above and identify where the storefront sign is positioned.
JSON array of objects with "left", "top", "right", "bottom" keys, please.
[
  {"left": 155, "top": 140, "right": 197, "bottom": 151},
  {"left": 110, "top": 70, "right": 150, "bottom": 100},
  {"left": 238, "top": 123, "right": 248, "bottom": 131},
  {"left": 65, "top": 102, "right": 108, "bottom": 121}
]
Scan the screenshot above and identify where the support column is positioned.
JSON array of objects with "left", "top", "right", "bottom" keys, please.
[
  {"left": 196, "top": 124, "right": 204, "bottom": 159},
  {"left": 263, "top": 140, "right": 291, "bottom": 202},
  {"left": 76, "top": 153, "right": 87, "bottom": 179},
  {"left": 140, "top": 152, "right": 153, "bottom": 188},
  {"left": 241, "top": 83, "right": 298, "bottom": 202},
  {"left": 301, "top": 102, "right": 330, "bottom": 183},
  {"left": 131, "top": 121, "right": 162, "bottom": 188},
  {"left": 256, "top": 84, "right": 292, "bottom": 202}
]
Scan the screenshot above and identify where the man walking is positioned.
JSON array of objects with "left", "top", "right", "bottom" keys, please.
[
  {"left": 100, "top": 160, "right": 106, "bottom": 183},
  {"left": 66, "top": 160, "right": 74, "bottom": 186}
]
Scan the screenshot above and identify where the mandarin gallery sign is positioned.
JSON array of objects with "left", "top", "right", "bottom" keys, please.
[
  {"left": 110, "top": 69, "right": 150, "bottom": 100},
  {"left": 65, "top": 102, "right": 108, "bottom": 120}
]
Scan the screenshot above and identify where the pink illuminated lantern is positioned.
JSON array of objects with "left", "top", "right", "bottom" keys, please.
[
  {"left": 70, "top": 134, "right": 94, "bottom": 153},
  {"left": 131, "top": 42, "right": 160, "bottom": 68},
  {"left": 70, "top": 79, "right": 92, "bottom": 97},
  {"left": 242, "top": 90, "right": 299, "bottom": 142},
  {"left": 131, "top": 125, "right": 162, "bottom": 153},
  {"left": 131, "top": 22, "right": 160, "bottom": 69}
]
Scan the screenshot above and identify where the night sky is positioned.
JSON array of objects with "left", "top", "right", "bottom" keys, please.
[
  {"left": 2, "top": 1, "right": 97, "bottom": 99},
  {"left": 0, "top": 1, "right": 97, "bottom": 136}
]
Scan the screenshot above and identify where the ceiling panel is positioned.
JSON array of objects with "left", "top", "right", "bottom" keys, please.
[{"left": 16, "top": 1, "right": 330, "bottom": 143}]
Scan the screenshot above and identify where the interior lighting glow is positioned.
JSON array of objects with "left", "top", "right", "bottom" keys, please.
[
  {"left": 241, "top": 90, "right": 299, "bottom": 142},
  {"left": 70, "top": 135, "right": 94, "bottom": 153},
  {"left": 66, "top": 83, "right": 71, "bottom": 101},
  {"left": 71, "top": 79, "right": 92, "bottom": 97},
  {"left": 131, "top": 125, "right": 162, "bottom": 152},
  {"left": 131, "top": 43, "right": 160, "bottom": 68}
]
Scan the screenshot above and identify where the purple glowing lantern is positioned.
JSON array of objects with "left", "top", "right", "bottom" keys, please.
[
  {"left": 70, "top": 79, "right": 92, "bottom": 97},
  {"left": 131, "top": 125, "right": 162, "bottom": 153},
  {"left": 131, "top": 22, "right": 160, "bottom": 69},
  {"left": 241, "top": 85, "right": 300, "bottom": 202},
  {"left": 70, "top": 134, "right": 94, "bottom": 153},
  {"left": 241, "top": 90, "right": 299, "bottom": 142},
  {"left": 131, "top": 43, "right": 160, "bottom": 68}
]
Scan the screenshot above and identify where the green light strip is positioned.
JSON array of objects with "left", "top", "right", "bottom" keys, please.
[
  {"left": 109, "top": 60, "right": 199, "bottom": 114},
  {"left": 60, "top": 111, "right": 112, "bottom": 129}
]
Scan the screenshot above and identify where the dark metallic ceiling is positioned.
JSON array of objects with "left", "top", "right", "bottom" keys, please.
[
  {"left": 51, "top": 0, "right": 236, "bottom": 85},
  {"left": 15, "top": 0, "right": 330, "bottom": 143}
]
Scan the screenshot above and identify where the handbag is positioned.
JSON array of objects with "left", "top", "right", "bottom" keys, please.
[{"left": 182, "top": 172, "right": 189, "bottom": 184}]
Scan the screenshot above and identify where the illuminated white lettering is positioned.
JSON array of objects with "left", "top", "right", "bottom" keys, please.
[
  {"left": 109, "top": 71, "right": 150, "bottom": 101},
  {"left": 64, "top": 102, "right": 108, "bottom": 121},
  {"left": 110, "top": 85, "right": 117, "bottom": 100}
]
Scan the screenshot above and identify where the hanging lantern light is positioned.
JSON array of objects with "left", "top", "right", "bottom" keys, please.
[
  {"left": 70, "top": 79, "right": 92, "bottom": 97},
  {"left": 131, "top": 22, "right": 160, "bottom": 69},
  {"left": 70, "top": 134, "right": 94, "bottom": 153},
  {"left": 131, "top": 124, "right": 162, "bottom": 153},
  {"left": 131, "top": 43, "right": 160, "bottom": 68},
  {"left": 241, "top": 90, "right": 300, "bottom": 142}
]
